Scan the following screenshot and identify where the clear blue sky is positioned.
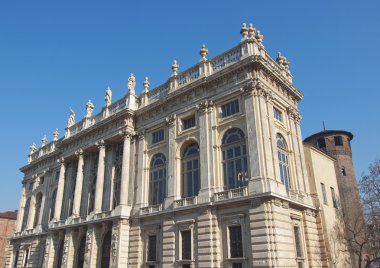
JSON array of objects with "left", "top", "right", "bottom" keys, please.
[{"left": 0, "top": 1, "right": 379, "bottom": 211}]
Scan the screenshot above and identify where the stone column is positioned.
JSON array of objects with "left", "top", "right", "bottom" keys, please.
[
  {"left": 111, "top": 219, "right": 130, "bottom": 267},
  {"left": 197, "top": 100, "right": 214, "bottom": 202},
  {"left": 16, "top": 185, "right": 26, "bottom": 232},
  {"left": 134, "top": 131, "right": 147, "bottom": 213},
  {"left": 117, "top": 132, "right": 132, "bottom": 215},
  {"left": 27, "top": 192, "right": 36, "bottom": 229},
  {"left": 94, "top": 140, "right": 105, "bottom": 213},
  {"left": 165, "top": 114, "right": 177, "bottom": 209},
  {"left": 72, "top": 149, "right": 84, "bottom": 217},
  {"left": 54, "top": 158, "right": 66, "bottom": 221}
]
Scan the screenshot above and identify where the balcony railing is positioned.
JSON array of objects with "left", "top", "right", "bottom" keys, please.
[
  {"left": 214, "top": 187, "right": 248, "bottom": 201},
  {"left": 174, "top": 196, "right": 198, "bottom": 208},
  {"left": 140, "top": 204, "right": 163, "bottom": 215}
]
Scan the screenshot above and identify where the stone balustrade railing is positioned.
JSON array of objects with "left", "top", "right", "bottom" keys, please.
[
  {"left": 140, "top": 204, "right": 162, "bottom": 215},
  {"left": 174, "top": 196, "right": 198, "bottom": 208},
  {"left": 213, "top": 186, "right": 248, "bottom": 201},
  {"left": 28, "top": 37, "right": 294, "bottom": 164}
]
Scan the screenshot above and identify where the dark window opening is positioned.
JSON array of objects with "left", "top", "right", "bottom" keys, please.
[
  {"left": 317, "top": 138, "right": 326, "bottom": 148},
  {"left": 229, "top": 225, "right": 243, "bottom": 258},
  {"left": 294, "top": 226, "right": 303, "bottom": 258},
  {"left": 341, "top": 167, "right": 347, "bottom": 176},
  {"left": 334, "top": 136, "right": 343, "bottom": 146},
  {"left": 221, "top": 100, "right": 239, "bottom": 118},
  {"left": 147, "top": 235, "right": 157, "bottom": 262},
  {"left": 152, "top": 129, "right": 165, "bottom": 144},
  {"left": 183, "top": 116, "right": 196, "bottom": 130},
  {"left": 181, "top": 230, "right": 192, "bottom": 260}
]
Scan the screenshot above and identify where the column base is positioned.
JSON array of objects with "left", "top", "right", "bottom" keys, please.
[
  {"left": 112, "top": 205, "right": 131, "bottom": 217},
  {"left": 248, "top": 176, "right": 287, "bottom": 196}
]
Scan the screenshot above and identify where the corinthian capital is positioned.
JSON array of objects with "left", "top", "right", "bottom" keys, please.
[
  {"left": 165, "top": 114, "right": 176, "bottom": 126},
  {"left": 196, "top": 100, "right": 214, "bottom": 113},
  {"left": 95, "top": 139, "right": 105, "bottom": 149}
]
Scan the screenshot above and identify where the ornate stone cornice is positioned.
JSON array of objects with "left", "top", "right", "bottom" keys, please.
[
  {"left": 241, "top": 78, "right": 273, "bottom": 102},
  {"left": 95, "top": 139, "right": 105, "bottom": 149},
  {"left": 119, "top": 130, "right": 133, "bottom": 140}
]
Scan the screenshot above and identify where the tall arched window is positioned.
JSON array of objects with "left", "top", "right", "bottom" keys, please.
[
  {"left": 86, "top": 152, "right": 98, "bottom": 214},
  {"left": 113, "top": 142, "right": 123, "bottom": 209},
  {"left": 149, "top": 153, "right": 167, "bottom": 205},
  {"left": 181, "top": 143, "right": 200, "bottom": 197},
  {"left": 21, "top": 197, "right": 31, "bottom": 230},
  {"left": 33, "top": 193, "right": 42, "bottom": 228},
  {"left": 100, "top": 231, "right": 111, "bottom": 268},
  {"left": 277, "top": 134, "right": 291, "bottom": 191},
  {"left": 76, "top": 236, "right": 86, "bottom": 268},
  {"left": 49, "top": 189, "right": 57, "bottom": 221},
  {"left": 221, "top": 128, "right": 248, "bottom": 189}
]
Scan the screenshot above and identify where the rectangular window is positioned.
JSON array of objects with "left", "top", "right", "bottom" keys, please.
[
  {"left": 28, "top": 182, "right": 34, "bottom": 192},
  {"left": 39, "top": 176, "right": 44, "bottom": 185},
  {"left": 182, "top": 264, "right": 191, "bottom": 268},
  {"left": 321, "top": 183, "right": 328, "bottom": 205},
  {"left": 334, "top": 136, "right": 343, "bottom": 146},
  {"left": 152, "top": 129, "right": 164, "bottom": 144},
  {"left": 182, "top": 116, "right": 196, "bottom": 130},
  {"left": 331, "top": 187, "right": 338, "bottom": 208},
  {"left": 221, "top": 100, "right": 239, "bottom": 118},
  {"left": 23, "top": 248, "right": 29, "bottom": 267},
  {"left": 293, "top": 226, "right": 303, "bottom": 258},
  {"left": 181, "top": 230, "right": 192, "bottom": 260},
  {"left": 229, "top": 225, "right": 243, "bottom": 258},
  {"left": 147, "top": 235, "right": 157, "bottom": 261},
  {"left": 232, "top": 264, "right": 243, "bottom": 268},
  {"left": 317, "top": 138, "right": 326, "bottom": 148},
  {"left": 273, "top": 107, "right": 283, "bottom": 122}
]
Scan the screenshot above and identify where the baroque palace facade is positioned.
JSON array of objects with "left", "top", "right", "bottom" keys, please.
[{"left": 7, "top": 23, "right": 350, "bottom": 268}]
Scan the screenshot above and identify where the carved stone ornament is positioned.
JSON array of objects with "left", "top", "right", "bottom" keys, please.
[
  {"left": 199, "top": 44, "right": 209, "bottom": 60},
  {"left": 85, "top": 230, "right": 92, "bottom": 253},
  {"left": 196, "top": 99, "right": 214, "bottom": 113},
  {"left": 171, "top": 60, "right": 179, "bottom": 76},
  {"left": 255, "top": 30, "right": 264, "bottom": 44},
  {"left": 105, "top": 86, "right": 112, "bottom": 106},
  {"left": 53, "top": 128, "right": 59, "bottom": 141},
  {"left": 62, "top": 236, "right": 69, "bottom": 266},
  {"left": 29, "top": 143, "right": 37, "bottom": 154},
  {"left": 67, "top": 108, "right": 75, "bottom": 128},
  {"left": 111, "top": 232, "right": 118, "bottom": 264},
  {"left": 287, "top": 106, "right": 302, "bottom": 122},
  {"left": 165, "top": 113, "right": 176, "bottom": 125},
  {"left": 86, "top": 100, "right": 94, "bottom": 118},
  {"left": 95, "top": 139, "right": 105, "bottom": 149},
  {"left": 127, "top": 73, "right": 136, "bottom": 93},
  {"left": 143, "top": 77, "right": 150, "bottom": 92},
  {"left": 241, "top": 78, "right": 272, "bottom": 101},
  {"left": 41, "top": 135, "right": 47, "bottom": 147},
  {"left": 136, "top": 129, "right": 146, "bottom": 140}
]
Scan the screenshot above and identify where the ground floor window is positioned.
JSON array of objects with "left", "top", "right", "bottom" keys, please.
[
  {"left": 13, "top": 250, "right": 19, "bottom": 268},
  {"left": 100, "top": 231, "right": 112, "bottom": 268}
]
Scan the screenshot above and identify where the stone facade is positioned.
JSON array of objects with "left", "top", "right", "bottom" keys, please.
[
  {"left": 0, "top": 211, "right": 17, "bottom": 268},
  {"left": 7, "top": 23, "right": 346, "bottom": 268}
]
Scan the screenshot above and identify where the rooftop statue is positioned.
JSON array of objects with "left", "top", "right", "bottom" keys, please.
[
  {"left": 67, "top": 108, "right": 75, "bottom": 128},
  {"left": 105, "top": 86, "right": 112, "bottom": 106},
  {"left": 127, "top": 73, "right": 136, "bottom": 93},
  {"left": 86, "top": 100, "right": 94, "bottom": 118}
]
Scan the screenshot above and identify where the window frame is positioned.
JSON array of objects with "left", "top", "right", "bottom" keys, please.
[
  {"left": 152, "top": 129, "right": 165, "bottom": 144},
  {"left": 277, "top": 134, "right": 291, "bottom": 191},
  {"left": 144, "top": 227, "right": 161, "bottom": 267},
  {"left": 222, "top": 214, "right": 246, "bottom": 268},
  {"left": 220, "top": 99, "right": 240, "bottom": 118},
  {"left": 149, "top": 153, "right": 167, "bottom": 206},
  {"left": 273, "top": 107, "right": 283, "bottom": 123},
  {"left": 182, "top": 116, "right": 196, "bottom": 131},
  {"left": 291, "top": 220, "right": 306, "bottom": 266},
  {"left": 181, "top": 143, "right": 200, "bottom": 198},
  {"left": 176, "top": 221, "right": 195, "bottom": 266},
  {"left": 321, "top": 183, "right": 328, "bottom": 205},
  {"left": 330, "top": 187, "right": 338, "bottom": 208},
  {"left": 334, "top": 136, "right": 343, "bottom": 146}
]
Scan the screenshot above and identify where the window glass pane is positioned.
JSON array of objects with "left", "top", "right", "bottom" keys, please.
[
  {"left": 221, "top": 100, "right": 239, "bottom": 118},
  {"left": 183, "top": 116, "right": 195, "bottom": 130},
  {"left": 148, "top": 235, "right": 157, "bottom": 261},
  {"left": 181, "top": 230, "right": 192, "bottom": 260},
  {"left": 152, "top": 129, "right": 164, "bottom": 144},
  {"left": 229, "top": 226, "right": 243, "bottom": 258},
  {"left": 294, "top": 226, "right": 303, "bottom": 258},
  {"left": 334, "top": 136, "right": 343, "bottom": 146}
]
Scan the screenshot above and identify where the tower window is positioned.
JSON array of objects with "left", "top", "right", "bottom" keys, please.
[
  {"left": 317, "top": 138, "right": 326, "bottom": 148},
  {"left": 341, "top": 166, "right": 347, "bottom": 176},
  {"left": 331, "top": 187, "right": 338, "bottom": 208},
  {"left": 321, "top": 183, "right": 328, "bottom": 205},
  {"left": 334, "top": 136, "right": 343, "bottom": 146}
]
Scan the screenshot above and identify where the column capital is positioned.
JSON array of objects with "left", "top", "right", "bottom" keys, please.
[
  {"left": 119, "top": 130, "right": 133, "bottom": 140},
  {"left": 57, "top": 157, "right": 65, "bottom": 165},
  {"left": 95, "top": 139, "right": 105, "bottom": 149},
  {"left": 165, "top": 113, "right": 176, "bottom": 126},
  {"left": 196, "top": 100, "right": 214, "bottom": 114},
  {"left": 75, "top": 149, "right": 84, "bottom": 157}
]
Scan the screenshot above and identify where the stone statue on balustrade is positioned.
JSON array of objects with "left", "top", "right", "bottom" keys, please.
[
  {"left": 67, "top": 108, "right": 75, "bottom": 128},
  {"left": 86, "top": 100, "right": 94, "bottom": 118},
  {"left": 105, "top": 86, "right": 112, "bottom": 106},
  {"left": 127, "top": 73, "right": 136, "bottom": 93}
]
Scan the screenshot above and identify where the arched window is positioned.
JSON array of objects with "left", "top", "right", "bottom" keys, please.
[
  {"left": 76, "top": 236, "right": 86, "bottom": 268},
  {"left": 21, "top": 197, "right": 31, "bottom": 230},
  {"left": 181, "top": 143, "right": 200, "bottom": 197},
  {"left": 113, "top": 142, "right": 123, "bottom": 209},
  {"left": 86, "top": 152, "right": 98, "bottom": 214},
  {"left": 221, "top": 128, "right": 248, "bottom": 189},
  {"left": 49, "top": 189, "right": 57, "bottom": 221},
  {"left": 149, "top": 153, "right": 167, "bottom": 205},
  {"left": 100, "top": 231, "right": 111, "bottom": 268},
  {"left": 277, "top": 134, "right": 291, "bottom": 191},
  {"left": 33, "top": 193, "right": 42, "bottom": 228}
]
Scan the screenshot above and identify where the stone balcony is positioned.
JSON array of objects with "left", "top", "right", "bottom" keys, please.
[
  {"left": 174, "top": 196, "right": 198, "bottom": 208},
  {"left": 140, "top": 204, "right": 163, "bottom": 215}
]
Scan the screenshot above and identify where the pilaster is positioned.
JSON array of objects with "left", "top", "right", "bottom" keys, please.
[
  {"left": 16, "top": 185, "right": 26, "bottom": 232},
  {"left": 162, "top": 217, "right": 176, "bottom": 267},
  {"left": 54, "top": 158, "right": 66, "bottom": 221},
  {"left": 72, "top": 149, "right": 84, "bottom": 216},
  {"left": 27, "top": 192, "right": 36, "bottom": 229},
  {"left": 165, "top": 114, "right": 177, "bottom": 208},
  {"left": 134, "top": 131, "right": 147, "bottom": 213},
  {"left": 94, "top": 140, "right": 105, "bottom": 213},
  {"left": 112, "top": 219, "right": 130, "bottom": 267}
]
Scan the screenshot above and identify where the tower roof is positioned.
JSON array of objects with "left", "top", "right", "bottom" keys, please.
[{"left": 303, "top": 130, "right": 354, "bottom": 143}]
